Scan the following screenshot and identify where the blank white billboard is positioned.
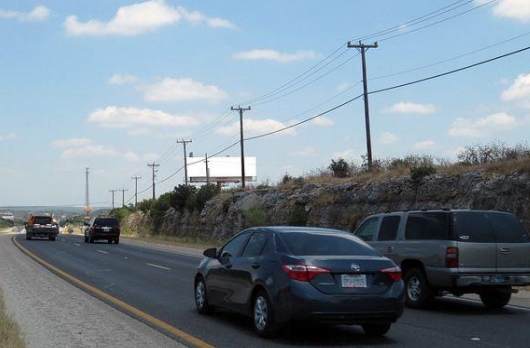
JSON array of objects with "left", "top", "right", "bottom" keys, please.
[{"left": 187, "top": 156, "right": 257, "bottom": 183}]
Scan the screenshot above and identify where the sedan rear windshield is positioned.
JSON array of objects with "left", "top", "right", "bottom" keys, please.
[{"left": 280, "top": 231, "right": 379, "bottom": 256}]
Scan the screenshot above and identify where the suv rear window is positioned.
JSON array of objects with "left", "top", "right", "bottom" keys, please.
[
  {"left": 487, "top": 212, "right": 530, "bottom": 243},
  {"left": 405, "top": 212, "right": 450, "bottom": 240},
  {"left": 95, "top": 217, "right": 119, "bottom": 227},
  {"left": 455, "top": 212, "right": 530, "bottom": 243},
  {"left": 454, "top": 212, "right": 495, "bottom": 243},
  {"left": 34, "top": 216, "right": 52, "bottom": 224}
]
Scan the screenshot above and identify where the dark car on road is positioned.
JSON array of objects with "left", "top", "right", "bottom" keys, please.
[
  {"left": 194, "top": 226, "right": 404, "bottom": 338},
  {"left": 84, "top": 216, "right": 121, "bottom": 244}
]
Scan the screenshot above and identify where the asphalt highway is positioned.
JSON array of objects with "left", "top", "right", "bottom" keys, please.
[{"left": 12, "top": 233, "right": 530, "bottom": 348}]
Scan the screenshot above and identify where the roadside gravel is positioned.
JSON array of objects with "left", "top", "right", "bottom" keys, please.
[{"left": 0, "top": 230, "right": 187, "bottom": 348}]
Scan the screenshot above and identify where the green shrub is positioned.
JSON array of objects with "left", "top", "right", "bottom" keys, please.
[
  {"left": 329, "top": 158, "right": 349, "bottom": 178},
  {"left": 244, "top": 205, "right": 269, "bottom": 227},
  {"left": 288, "top": 204, "right": 309, "bottom": 226}
]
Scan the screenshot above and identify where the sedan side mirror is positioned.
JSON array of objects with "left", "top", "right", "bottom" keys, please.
[{"left": 203, "top": 247, "right": 217, "bottom": 258}]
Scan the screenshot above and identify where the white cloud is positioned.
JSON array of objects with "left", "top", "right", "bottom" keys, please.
[
  {"left": 477, "top": 0, "right": 530, "bottom": 22},
  {"left": 312, "top": 117, "right": 334, "bottom": 127},
  {"left": 124, "top": 152, "right": 140, "bottom": 161},
  {"left": 382, "top": 102, "right": 436, "bottom": 115},
  {"left": 142, "top": 77, "right": 228, "bottom": 102},
  {"left": 0, "top": 5, "right": 49, "bottom": 22},
  {"left": 51, "top": 138, "right": 92, "bottom": 148},
  {"left": 61, "top": 145, "right": 119, "bottom": 159},
  {"left": 379, "top": 132, "right": 400, "bottom": 144},
  {"left": 336, "top": 82, "right": 352, "bottom": 93},
  {"left": 215, "top": 119, "right": 296, "bottom": 136},
  {"left": 331, "top": 149, "right": 356, "bottom": 160},
  {"left": 413, "top": 140, "right": 437, "bottom": 150},
  {"left": 449, "top": 112, "right": 517, "bottom": 138},
  {"left": 0, "top": 133, "right": 17, "bottom": 142},
  {"left": 501, "top": 72, "right": 530, "bottom": 102},
  {"left": 88, "top": 106, "right": 199, "bottom": 128},
  {"left": 64, "top": 0, "right": 235, "bottom": 36},
  {"left": 234, "top": 49, "right": 320, "bottom": 63},
  {"left": 290, "top": 146, "right": 317, "bottom": 157},
  {"left": 109, "top": 74, "right": 138, "bottom": 85}
]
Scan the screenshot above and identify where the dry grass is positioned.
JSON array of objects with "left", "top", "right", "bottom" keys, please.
[
  {"left": 0, "top": 288, "right": 25, "bottom": 348},
  {"left": 277, "top": 157, "right": 530, "bottom": 190}
]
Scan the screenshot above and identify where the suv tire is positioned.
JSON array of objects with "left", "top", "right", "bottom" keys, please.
[
  {"left": 479, "top": 290, "right": 511, "bottom": 309},
  {"left": 404, "top": 268, "right": 433, "bottom": 308}
]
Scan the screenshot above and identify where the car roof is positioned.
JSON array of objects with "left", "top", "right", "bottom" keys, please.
[{"left": 246, "top": 226, "right": 348, "bottom": 234}]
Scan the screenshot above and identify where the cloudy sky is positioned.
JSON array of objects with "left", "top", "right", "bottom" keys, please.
[{"left": 1, "top": 0, "right": 530, "bottom": 207}]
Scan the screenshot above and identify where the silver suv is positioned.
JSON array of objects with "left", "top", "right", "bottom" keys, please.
[{"left": 353, "top": 210, "right": 530, "bottom": 309}]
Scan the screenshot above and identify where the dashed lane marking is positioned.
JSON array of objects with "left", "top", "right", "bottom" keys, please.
[{"left": 147, "top": 263, "right": 171, "bottom": 271}]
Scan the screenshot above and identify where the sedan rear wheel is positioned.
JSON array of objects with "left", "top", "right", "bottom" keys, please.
[
  {"left": 252, "top": 290, "right": 278, "bottom": 338},
  {"left": 362, "top": 323, "right": 391, "bottom": 336},
  {"left": 195, "top": 277, "right": 213, "bottom": 314}
]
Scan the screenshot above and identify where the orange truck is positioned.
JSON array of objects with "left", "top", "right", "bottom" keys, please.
[{"left": 25, "top": 214, "right": 59, "bottom": 241}]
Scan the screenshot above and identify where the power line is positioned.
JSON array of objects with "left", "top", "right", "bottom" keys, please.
[
  {"left": 245, "top": 43, "right": 530, "bottom": 142},
  {"left": 369, "top": 44, "right": 530, "bottom": 95}
]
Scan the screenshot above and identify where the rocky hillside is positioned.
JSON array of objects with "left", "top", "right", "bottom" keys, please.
[{"left": 124, "top": 167, "right": 530, "bottom": 242}]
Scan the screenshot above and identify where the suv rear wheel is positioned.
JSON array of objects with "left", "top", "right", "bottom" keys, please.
[
  {"left": 479, "top": 290, "right": 511, "bottom": 309},
  {"left": 404, "top": 268, "right": 433, "bottom": 308}
]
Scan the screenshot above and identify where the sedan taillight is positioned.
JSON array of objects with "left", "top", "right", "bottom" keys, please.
[
  {"left": 282, "top": 264, "right": 330, "bottom": 282},
  {"left": 380, "top": 266, "right": 402, "bottom": 282}
]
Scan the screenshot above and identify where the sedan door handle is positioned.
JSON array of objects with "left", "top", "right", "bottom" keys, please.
[
  {"left": 387, "top": 246, "right": 394, "bottom": 253},
  {"left": 500, "top": 248, "right": 510, "bottom": 254},
  {"left": 251, "top": 262, "right": 261, "bottom": 269}
]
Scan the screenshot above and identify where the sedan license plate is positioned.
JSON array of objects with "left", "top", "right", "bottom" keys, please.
[{"left": 341, "top": 274, "right": 367, "bottom": 288}]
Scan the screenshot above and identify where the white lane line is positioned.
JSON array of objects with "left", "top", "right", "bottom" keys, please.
[
  {"left": 96, "top": 250, "right": 108, "bottom": 254},
  {"left": 146, "top": 263, "right": 171, "bottom": 271},
  {"left": 74, "top": 243, "right": 80, "bottom": 246}
]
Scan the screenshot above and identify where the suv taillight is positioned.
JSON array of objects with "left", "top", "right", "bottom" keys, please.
[{"left": 446, "top": 247, "right": 459, "bottom": 268}]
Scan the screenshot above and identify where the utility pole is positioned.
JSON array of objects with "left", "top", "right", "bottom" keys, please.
[
  {"left": 119, "top": 188, "right": 128, "bottom": 207},
  {"left": 84, "top": 167, "right": 91, "bottom": 216},
  {"left": 231, "top": 106, "right": 251, "bottom": 188},
  {"left": 205, "top": 153, "right": 210, "bottom": 186},
  {"left": 147, "top": 162, "right": 159, "bottom": 200},
  {"left": 177, "top": 139, "right": 192, "bottom": 185},
  {"left": 347, "top": 40, "right": 378, "bottom": 170},
  {"left": 131, "top": 175, "right": 142, "bottom": 208},
  {"left": 109, "top": 189, "right": 118, "bottom": 209}
]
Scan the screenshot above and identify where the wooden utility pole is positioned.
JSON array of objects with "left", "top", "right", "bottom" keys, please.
[
  {"left": 109, "top": 189, "right": 118, "bottom": 209},
  {"left": 177, "top": 139, "right": 192, "bottom": 185},
  {"left": 347, "top": 41, "right": 378, "bottom": 170},
  {"left": 231, "top": 106, "right": 251, "bottom": 188},
  {"left": 131, "top": 175, "right": 142, "bottom": 208},
  {"left": 147, "top": 162, "right": 159, "bottom": 200},
  {"left": 119, "top": 188, "right": 128, "bottom": 207}
]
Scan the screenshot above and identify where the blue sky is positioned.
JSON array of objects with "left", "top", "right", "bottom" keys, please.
[{"left": 1, "top": 0, "right": 530, "bottom": 208}]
